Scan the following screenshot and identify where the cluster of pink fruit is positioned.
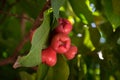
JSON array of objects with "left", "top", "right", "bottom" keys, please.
[{"left": 30, "top": 18, "right": 78, "bottom": 67}]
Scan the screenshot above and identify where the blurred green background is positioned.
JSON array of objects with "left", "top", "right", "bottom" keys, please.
[{"left": 0, "top": 0, "right": 120, "bottom": 80}]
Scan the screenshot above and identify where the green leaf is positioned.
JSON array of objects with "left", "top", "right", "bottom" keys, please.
[
  {"left": 99, "top": 22, "right": 113, "bottom": 38},
  {"left": 83, "top": 26, "right": 95, "bottom": 51},
  {"left": 14, "top": 10, "right": 50, "bottom": 67},
  {"left": 52, "top": 55, "right": 69, "bottom": 80},
  {"left": 36, "top": 63, "right": 49, "bottom": 80},
  {"left": 19, "top": 71, "right": 36, "bottom": 80},
  {"left": 69, "top": 0, "right": 93, "bottom": 23},
  {"left": 51, "top": 0, "right": 66, "bottom": 19},
  {"left": 89, "top": 27, "right": 100, "bottom": 48},
  {"left": 45, "top": 55, "right": 69, "bottom": 80},
  {"left": 112, "top": 0, "right": 120, "bottom": 15},
  {"left": 115, "top": 71, "right": 120, "bottom": 80},
  {"left": 103, "top": 0, "right": 120, "bottom": 30}
]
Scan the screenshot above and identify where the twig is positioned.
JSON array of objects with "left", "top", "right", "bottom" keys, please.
[
  {"left": 0, "top": 0, "right": 51, "bottom": 66},
  {"left": 31, "top": 0, "right": 51, "bottom": 30},
  {"left": 20, "top": 13, "right": 27, "bottom": 37},
  {"left": 0, "top": 10, "right": 34, "bottom": 23},
  {"left": 0, "top": 0, "right": 20, "bottom": 24}
]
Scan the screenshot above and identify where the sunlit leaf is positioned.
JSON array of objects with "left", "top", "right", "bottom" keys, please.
[
  {"left": 83, "top": 26, "right": 95, "bottom": 51},
  {"left": 69, "top": 0, "right": 93, "bottom": 23}
]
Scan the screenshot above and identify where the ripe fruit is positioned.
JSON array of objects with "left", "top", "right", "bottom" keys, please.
[
  {"left": 42, "top": 47, "right": 57, "bottom": 66},
  {"left": 55, "top": 18, "right": 72, "bottom": 34},
  {"left": 64, "top": 45, "right": 78, "bottom": 60},
  {"left": 51, "top": 33, "right": 71, "bottom": 54}
]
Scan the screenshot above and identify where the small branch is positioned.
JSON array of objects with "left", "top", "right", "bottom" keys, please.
[
  {"left": 0, "top": 10, "right": 34, "bottom": 23},
  {"left": 0, "top": 0, "right": 20, "bottom": 24},
  {"left": 31, "top": 0, "right": 51, "bottom": 30},
  {"left": 20, "top": 13, "right": 27, "bottom": 37},
  {"left": 0, "top": 57, "right": 14, "bottom": 66},
  {"left": 0, "top": 0, "right": 51, "bottom": 66}
]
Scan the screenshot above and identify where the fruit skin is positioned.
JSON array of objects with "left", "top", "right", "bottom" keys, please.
[
  {"left": 42, "top": 47, "right": 57, "bottom": 66},
  {"left": 51, "top": 33, "right": 71, "bottom": 54},
  {"left": 64, "top": 45, "right": 78, "bottom": 60},
  {"left": 55, "top": 18, "right": 72, "bottom": 34}
]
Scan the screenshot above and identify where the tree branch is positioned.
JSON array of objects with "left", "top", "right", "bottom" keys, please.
[
  {"left": 0, "top": 0, "right": 51, "bottom": 66},
  {"left": 0, "top": 10, "right": 34, "bottom": 23}
]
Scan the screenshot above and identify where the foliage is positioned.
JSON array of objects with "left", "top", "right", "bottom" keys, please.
[
  {"left": 0, "top": 0, "right": 120, "bottom": 80},
  {"left": 15, "top": 10, "right": 51, "bottom": 67}
]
